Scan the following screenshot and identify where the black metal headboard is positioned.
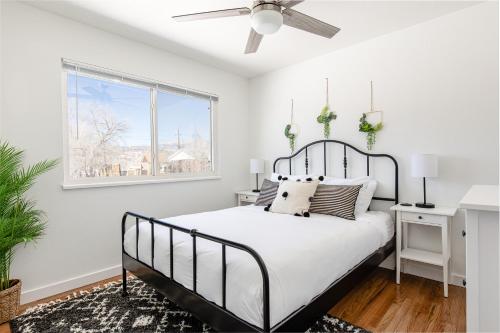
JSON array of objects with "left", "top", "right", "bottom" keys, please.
[{"left": 273, "top": 139, "right": 399, "bottom": 203}]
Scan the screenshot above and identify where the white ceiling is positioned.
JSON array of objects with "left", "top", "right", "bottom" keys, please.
[{"left": 26, "top": 0, "right": 480, "bottom": 77}]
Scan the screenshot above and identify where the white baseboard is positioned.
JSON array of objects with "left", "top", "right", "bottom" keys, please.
[
  {"left": 21, "top": 265, "right": 122, "bottom": 304},
  {"left": 451, "top": 273, "right": 466, "bottom": 287}
]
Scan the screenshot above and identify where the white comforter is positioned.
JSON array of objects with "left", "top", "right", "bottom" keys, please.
[{"left": 123, "top": 205, "right": 393, "bottom": 329}]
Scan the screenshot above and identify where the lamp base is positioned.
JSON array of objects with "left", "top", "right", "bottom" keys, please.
[
  {"left": 252, "top": 189, "right": 261, "bottom": 193},
  {"left": 415, "top": 202, "right": 435, "bottom": 209}
]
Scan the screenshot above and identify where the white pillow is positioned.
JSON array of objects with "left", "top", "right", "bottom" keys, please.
[
  {"left": 354, "top": 180, "right": 377, "bottom": 216},
  {"left": 322, "top": 176, "right": 377, "bottom": 216},
  {"left": 270, "top": 180, "right": 319, "bottom": 216}
]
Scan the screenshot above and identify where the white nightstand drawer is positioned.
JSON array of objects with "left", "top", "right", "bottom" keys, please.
[
  {"left": 240, "top": 194, "right": 257, "bottom": 202},
  {"left": 401, "top": 212, "right": 446, "bottom": 225},
  {"left": 236, "top": 190, "right": 259, "bottom": 206}
]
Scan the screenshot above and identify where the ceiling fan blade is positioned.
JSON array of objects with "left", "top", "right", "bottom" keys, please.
[
  {"left": 244, "top": 28, "right": 263, "bottom": 54},
  {"left": 282, "top": 8, "right": 340, "bottom": 39},
  {"left": 279, "top": 0, "right": 304, "bottom": 8},
  {"left": 173, "top": 7, "right": 251, "bottom": 22}
]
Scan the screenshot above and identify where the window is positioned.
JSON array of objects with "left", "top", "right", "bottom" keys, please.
[{"left": 62, "top": 60, "right": 217, "bottom": 188}]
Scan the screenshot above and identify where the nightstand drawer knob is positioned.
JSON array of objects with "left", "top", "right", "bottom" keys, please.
[
  {"left": 418, "top": 215, "right": 423, "bottom": 219},
  {"left": 462, "top": 230, "right": 466, "bottom": 237}
]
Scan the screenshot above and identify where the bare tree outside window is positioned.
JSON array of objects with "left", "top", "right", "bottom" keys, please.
[{"left": 67, "top": 73, "right": 151, "bottom": 179}]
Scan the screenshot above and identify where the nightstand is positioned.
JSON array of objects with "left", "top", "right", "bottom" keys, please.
[
  {"left": 236, "top": 190, "right": 259, "bottom": 206},
  {"left": 390, "top": 204, "right": 457, "bottom": 297}
]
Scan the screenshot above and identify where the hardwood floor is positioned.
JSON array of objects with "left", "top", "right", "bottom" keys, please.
[
  {"left": 328, "top": 269, "right": 466, "bottom": 332},
  {"left": 1, "top": 268, "right": 465, "bottom": 332}
]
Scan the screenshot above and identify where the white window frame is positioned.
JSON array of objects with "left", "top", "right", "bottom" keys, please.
[{"left": 61, "top": 59, "right": 219, "bottom": 189}]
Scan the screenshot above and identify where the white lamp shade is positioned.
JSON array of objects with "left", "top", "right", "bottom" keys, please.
[
  {"left": 411, "top": 154, "right": 438, "bottom": 178},
  {"left": 250, "top": 159, "right": 265, "bottom": 174}
]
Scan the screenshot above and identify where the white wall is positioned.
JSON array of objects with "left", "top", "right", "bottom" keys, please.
[
  {"left": 249, "top": 2, "right": 498, "bottom": 284},
  {"left": 1, "top": 1, "right": 250, "bottom": 303}
]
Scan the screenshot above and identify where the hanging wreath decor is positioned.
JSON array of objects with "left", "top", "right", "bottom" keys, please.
[
  {"left": 317, "top": 105, "right": 337, "bottom": 139},
  {"left": 284, "top": 99, "right": 298, "bottom": 152},
  {"left": 359, "top": 81, "right": 384, "bottom": 150},
  {"left": 316, "top": 78, "right": 336, "bottom": 138},
  {"left": 284, "top": 124, "right": 296, "bottom": 152},
  {"left": 359, "top": 113, "right": 383, "bottom": 150}
]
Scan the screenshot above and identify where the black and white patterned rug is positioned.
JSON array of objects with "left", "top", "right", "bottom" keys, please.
[{"left": 11, "top": 278, "right": 369, "bottom": 333}]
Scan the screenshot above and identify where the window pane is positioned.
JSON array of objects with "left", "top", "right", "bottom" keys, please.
[
  {"left": 67, "top": 73, "right": 151, "bottom": 179},
  {"left": 157, "top": 91, "right": 212, "bottom": 175}
]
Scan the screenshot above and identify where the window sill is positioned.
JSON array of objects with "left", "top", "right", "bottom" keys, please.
[{"left": 62, "top": 175, "right": 221, "bottom": 190}]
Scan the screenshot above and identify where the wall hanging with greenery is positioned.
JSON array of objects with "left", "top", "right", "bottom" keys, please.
[
  {"left": 284, "top": 99, "right": 299, "bottom": 153},
  {"left": 359, "top": 81, "right": 384, "bottom": 150},
  {"left": 316, "top": 78, "right": 337, "bottom": 138}
]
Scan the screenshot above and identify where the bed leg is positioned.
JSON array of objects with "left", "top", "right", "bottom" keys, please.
[{"left": 122, "top": 268, "right": 128, "bottom": 297}]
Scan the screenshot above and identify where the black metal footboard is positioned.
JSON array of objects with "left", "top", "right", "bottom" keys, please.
[{"left": 121, "top": 211, "right": 271, "bottom": 332}]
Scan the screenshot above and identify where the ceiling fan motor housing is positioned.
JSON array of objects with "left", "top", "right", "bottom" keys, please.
[{"left": 251, "top": 3, "right": 283, "bottom": 35}]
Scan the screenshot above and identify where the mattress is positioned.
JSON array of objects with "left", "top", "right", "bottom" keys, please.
[{"left": 123, "top": 205, "right": 394, "bottom": 329}]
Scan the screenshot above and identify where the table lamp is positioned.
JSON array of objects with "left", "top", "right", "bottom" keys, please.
[
  {"left": 411, "top": 153, "right": 438, "bottom": 208},
  {"left": 250, "top": 159, "right": 265, "bottom": 192}
]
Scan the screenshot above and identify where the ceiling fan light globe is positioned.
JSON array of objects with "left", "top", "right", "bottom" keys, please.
[{"left": 251, "top": 9, "right": 283, "bottom": 35}]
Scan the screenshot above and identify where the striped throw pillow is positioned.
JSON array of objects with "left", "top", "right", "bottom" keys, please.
[
  {"left": 309, "top": 184, "right": 362, "bottom": 220},
  {"left": 255, "top": 179, "right": 279, "bottom": 206}
]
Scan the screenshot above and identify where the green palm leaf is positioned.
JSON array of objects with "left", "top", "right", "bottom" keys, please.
[{"left": 0, "top": 141, "right": 57, "bottom": 290}]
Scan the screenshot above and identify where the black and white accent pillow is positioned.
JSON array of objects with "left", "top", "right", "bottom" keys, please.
[
  {"left": 309, "top": 184, "right": 362, "bottom": 220},
  {"left": 255, "top": 179, "right": 279, "bottom": 206},
  {"left": 270, "top": 180, "right": 319, "bottom": 216}
]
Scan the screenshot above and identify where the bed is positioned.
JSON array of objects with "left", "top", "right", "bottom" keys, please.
[{"left": 121, "top": 139, "right": 398, "bottom": 332}]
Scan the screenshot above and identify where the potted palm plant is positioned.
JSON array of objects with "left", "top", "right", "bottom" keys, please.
[{"left": 0, "top": 141, "right": 57, "bottom": 324}]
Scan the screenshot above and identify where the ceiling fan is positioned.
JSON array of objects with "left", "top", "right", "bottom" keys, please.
[{"left": 172, "top": 1, "right": 340, "bottom": 54}]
